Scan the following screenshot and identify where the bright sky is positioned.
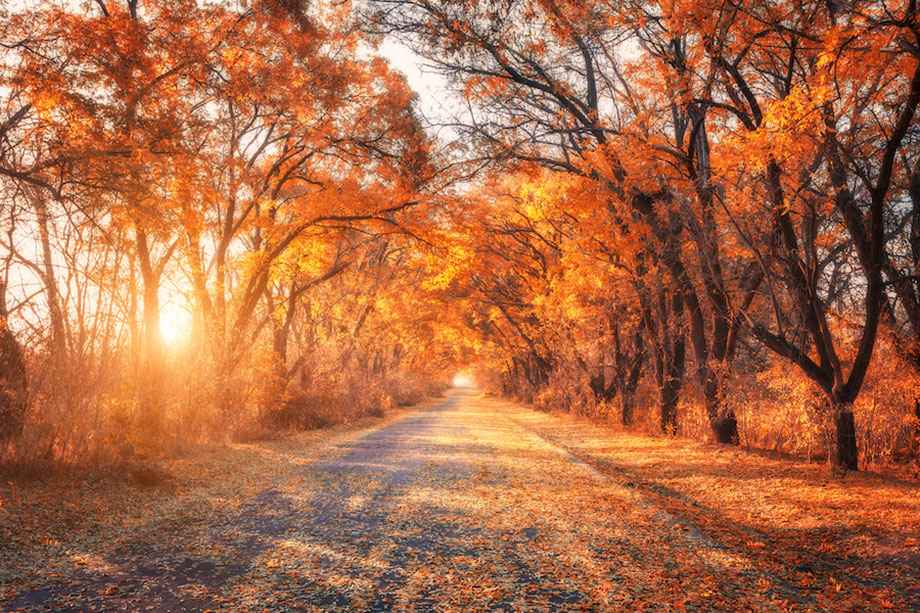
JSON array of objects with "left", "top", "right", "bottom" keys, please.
[{"left": 377, "top": 38, "right": 457, "bottom": 129}]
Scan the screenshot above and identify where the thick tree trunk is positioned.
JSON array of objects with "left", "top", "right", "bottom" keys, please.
[
  {"left": 660, "top": 286, "right": 685, "bottom": 434},
  {"left": 649, "top": 309, "right": 684, "bottom": 434},
  {"left": 621, "top": 389, "right": 635, "bottom": 426},
  {"left": 660, "top": 376, "right": 680, "bottom": 434},
  {"left": 712, "top": 412, "right": 739, "bottom": 444},
  {"left": 833, "top": 403, "right": 859, "bottom": 471},
  {"left": 618, "top": 331, "right": 643, "bottom": 427},
  {"left": 704, "top": 376, "right": 739, "bottom": 444}
]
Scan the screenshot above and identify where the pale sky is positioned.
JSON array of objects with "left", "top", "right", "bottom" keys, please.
[{"left": 377, "top": 37, "right": 458, "bottom": 131}]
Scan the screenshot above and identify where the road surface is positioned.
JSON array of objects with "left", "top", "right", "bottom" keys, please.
[{"left": 6, "top": 389, "right": 814, "bottom": 610}]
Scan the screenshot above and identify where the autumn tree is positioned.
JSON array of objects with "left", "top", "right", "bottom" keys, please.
[
  {"left": 674, "top": 0, "right": 920, "bottom": 469},
  {"left": 372, "top": 0, "right": 920, "bottom": 468},
  {"left": 369, "top": 0, "right": 753, "bottom": 442},
  {"left": 0, "top": 0, "right": 446, "bottom": 456}
]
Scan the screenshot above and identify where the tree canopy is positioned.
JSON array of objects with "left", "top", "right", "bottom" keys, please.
[{"left": 1, "top": 0, "right": 919, "bottom": 472}]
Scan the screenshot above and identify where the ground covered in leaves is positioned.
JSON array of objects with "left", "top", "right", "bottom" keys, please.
[{"left": 2, "top": 390, "right": 918, "bottom": 611}]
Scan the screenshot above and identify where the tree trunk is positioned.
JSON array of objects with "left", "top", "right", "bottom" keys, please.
[
  {"left": 128, "top": 251, "right": 141, "bottom": 379},
  {"left": 704, "top": 376, "right": 739, "bottom": 444},
  {"left": 0, "top": 315, "right": 28, "bottom": 441},
  {"left": 833, "top": 402, "right": 859, "bottom": 471},
  {"left": 660, "top": 376, "right": 680, "bottom": 434},
  {"left": 135, "top": 230, "right": 165, "bottom": 433},
  {"left": 636, "top": 194, "right": 741, "bottom": 444},
  {"left": 660, "top": 286, "right": 685, "bottom": 434},
  {"left": 32, "top": 195, "right": 67, "bottom": 361},
  {"left": 621, "top": 388, "right": 635, "bottom": 426},
  {"left": 272, "top": 326, "right": 288, "bottom": 382},
  {"left": 712, "top": 412, "right": 739, "bottom": 444}
]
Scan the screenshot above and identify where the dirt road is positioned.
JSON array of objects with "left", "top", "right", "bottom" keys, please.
[{"left": 4, "top": 389, "right": 915, "bottom": 610}]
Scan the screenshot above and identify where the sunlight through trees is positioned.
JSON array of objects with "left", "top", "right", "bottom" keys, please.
[{"left": 1, "top": 1, "right": 919, "bottom": 610}]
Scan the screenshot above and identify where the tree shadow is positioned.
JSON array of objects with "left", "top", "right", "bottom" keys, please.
[
  {"left": 3, "top": 400, "right": 592, "bottom": 610},
  {"left": 532, "top": 426, "right": 920, "bottom": 609}
]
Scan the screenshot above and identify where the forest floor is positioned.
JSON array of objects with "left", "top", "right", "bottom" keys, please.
[{"left": 1, "top": 389, "right": 918, "bottom": 611}]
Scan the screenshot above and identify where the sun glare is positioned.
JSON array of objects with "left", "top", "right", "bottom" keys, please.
[
  {"left": 159, "top": 303, "right": 192, "bottom": 346},
  {"left": 452, "top": 373, "right": 474, "bottom": 388}
]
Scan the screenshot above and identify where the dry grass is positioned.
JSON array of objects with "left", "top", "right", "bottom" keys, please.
[
  {"left": 530, "top": 360, "right": 920, "bottom": 474},
  {"left": 1, "top": 355, "right": 447, "bottom": 482}
]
